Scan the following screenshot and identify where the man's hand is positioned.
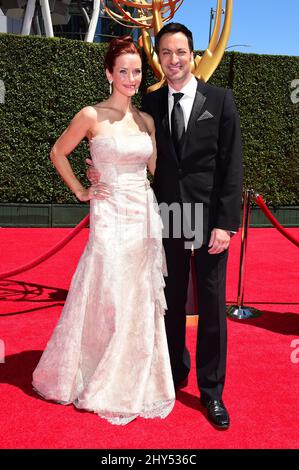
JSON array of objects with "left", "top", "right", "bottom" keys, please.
[
  {"left": 73, "top": 158, "right": 110, "bottom": 201},
  {"left": 86, "top": 158, "right": 101, "bottom": 185},
  {"left": 208, "top": 228, "right": 231, "bottom": 254}
]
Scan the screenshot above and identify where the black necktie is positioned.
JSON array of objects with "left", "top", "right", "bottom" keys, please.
[{"left": 171, "top": 92, "right": 185, "bottom": 158}]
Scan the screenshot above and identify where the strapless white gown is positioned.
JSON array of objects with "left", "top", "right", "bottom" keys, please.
[{"left": 32, "top": 133, "right": 175, "bottom": 425}]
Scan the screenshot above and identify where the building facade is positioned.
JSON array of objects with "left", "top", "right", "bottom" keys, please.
[{"left": 0, "top": 1, "right": 138, "bottom": 42}]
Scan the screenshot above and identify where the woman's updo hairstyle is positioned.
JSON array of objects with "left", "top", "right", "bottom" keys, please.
[{"left": 104, "top": 36, "right": 141, "bottom": 73}]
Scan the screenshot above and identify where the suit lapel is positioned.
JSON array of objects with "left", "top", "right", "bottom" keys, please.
[
  {"left": 186, "top": 81, "right": 207, "bottom": 134},
  {"left": 159, "top": 85, "right": 170, "bottom": 136}
]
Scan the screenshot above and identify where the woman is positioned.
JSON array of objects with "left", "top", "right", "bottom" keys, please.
[{"left": 32, "top": 37, "right": 175, "bottom": 425}]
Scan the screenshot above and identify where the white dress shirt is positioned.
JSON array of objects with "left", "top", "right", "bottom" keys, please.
[{"left": 168, "top": 75, "right": 198, "bottom": 132}]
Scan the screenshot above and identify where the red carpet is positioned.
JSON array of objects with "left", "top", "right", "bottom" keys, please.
[{"left": 0, "top": 228, "right": 298, "bottom": 449}]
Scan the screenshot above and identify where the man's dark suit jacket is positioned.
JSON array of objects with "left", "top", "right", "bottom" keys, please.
[{"left": 142, "top": 78, "right": 243, "bottom": 245}]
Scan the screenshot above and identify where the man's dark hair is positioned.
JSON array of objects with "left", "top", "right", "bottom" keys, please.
[{"left": 155, "top": 23, "right": 194, "bottom": 53}]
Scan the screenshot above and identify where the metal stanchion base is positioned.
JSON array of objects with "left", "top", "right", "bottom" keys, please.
[{"left": 227, "top": 305, "right": 263, "bottom": 319}]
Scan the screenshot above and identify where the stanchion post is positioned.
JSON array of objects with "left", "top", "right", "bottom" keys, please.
[
  {"left": 237, "top": 189, "right": 250, "bottom": 307},
  {"left": 227, "top": 189, "right": 262, "bottom": 319}
]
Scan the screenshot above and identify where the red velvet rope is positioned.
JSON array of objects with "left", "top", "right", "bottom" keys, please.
[
  {"left": 1, "top": 194, "right": 297, "bottom": 279},
  {"left": 0, "top": 214, "right": 90, "bottom": 279},
  {"left": 254, "top": 195, "right": 299, "bottom": 248}
]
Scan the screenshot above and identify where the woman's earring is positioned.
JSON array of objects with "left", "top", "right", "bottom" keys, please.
[
  {"left": 135, "top": 88, "right": 139, "bottom": 94},
  {"left": 109, "top": 81, "right": 113, "bottom": 95}
]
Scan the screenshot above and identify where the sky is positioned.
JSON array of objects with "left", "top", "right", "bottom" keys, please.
[{"left": 172, "top": 0, "right": 299, "bottom": 56}]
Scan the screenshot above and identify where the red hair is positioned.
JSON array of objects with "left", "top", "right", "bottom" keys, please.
[{"left": 104, "top": 36, "right": 141, "bottom": 73}]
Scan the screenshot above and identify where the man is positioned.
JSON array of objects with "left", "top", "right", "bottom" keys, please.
[{"left": 141, "top": 23, "right": 243, "bottom": 429}]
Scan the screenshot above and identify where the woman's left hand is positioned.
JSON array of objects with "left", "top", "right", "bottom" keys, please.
[{"left": 76, "top": 183, "right": 111, "bottom": 202}]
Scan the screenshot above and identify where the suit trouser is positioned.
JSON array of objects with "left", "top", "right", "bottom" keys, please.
[{"left": 163, "top": 236, "right": 228, "bottom": 401}]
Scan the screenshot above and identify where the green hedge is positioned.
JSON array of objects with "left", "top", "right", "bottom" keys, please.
[
  {"left": 231, "top": 53, "right": 299, "bottom": 205},
  {"left": 0, "top": 34, "right": 298, "bottom": 205}
]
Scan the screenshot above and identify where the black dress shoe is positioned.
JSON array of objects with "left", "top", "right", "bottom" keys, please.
[
  {"left": 174, "top": 376, "right": 188, "bottom": 390},
  {"left": 200, "top": 398, "right": 230, "bottom": 429}
]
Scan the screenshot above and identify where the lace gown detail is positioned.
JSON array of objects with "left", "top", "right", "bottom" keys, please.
[{"left": 32, "top": 134, "right": 175, "bottom": 425}]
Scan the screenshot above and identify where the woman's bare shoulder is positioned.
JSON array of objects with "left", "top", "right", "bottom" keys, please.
[
  {"left": 138, "top": 110, "right": 155, "bottom": 133},
  {"left": 82, "top": 101, "right": 114, "bottom": 115},
  {"left": 75, "top": 105, "right": 99, "bottom": 123},
  {"left": 78, "top": 103, "right": 118, "bottom": 126},
  {"left": 92, "top": 102, "right": 123, "bottom": 117}
]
